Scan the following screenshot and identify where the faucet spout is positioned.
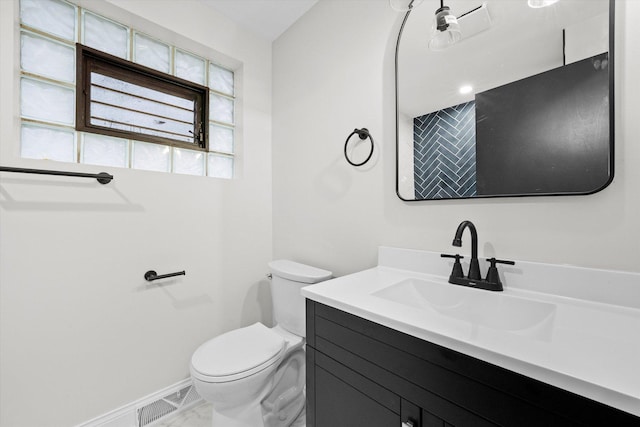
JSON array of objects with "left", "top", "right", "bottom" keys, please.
[
  {"left": 444, "top": 220, "right": 511, "bottom": 291},
  {"left": 452, "top": 220, "right": 481, "bottom": 280}
]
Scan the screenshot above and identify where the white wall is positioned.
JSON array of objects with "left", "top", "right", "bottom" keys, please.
[
  {"left": 0, "top": 1, "right": 272, "bottom": 425},
  {"left": 565, "top": 12, "right": 609, "bottom": 64},
  {"left": 272, "top": 0, "right": 640, "bottom": 277},
  {"left": 397, "top": 112, "right": 414, "bottom": 200}
]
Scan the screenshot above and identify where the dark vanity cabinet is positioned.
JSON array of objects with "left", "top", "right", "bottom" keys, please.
[{"left": 306, "top": 300, "right": 639, "bottom": 427}]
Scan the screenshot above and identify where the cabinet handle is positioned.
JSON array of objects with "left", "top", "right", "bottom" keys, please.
[{"left": 401, "top": 421, "right": 415, "bottom": 427}]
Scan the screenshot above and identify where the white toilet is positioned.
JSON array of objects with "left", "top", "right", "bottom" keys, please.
[{"left": 190, "top": 260, "right": 332, "bottom": 427}]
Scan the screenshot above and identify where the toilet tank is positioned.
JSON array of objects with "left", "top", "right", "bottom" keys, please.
[{"left": 268, "top": 260, "right": 332, "bottom": 337}]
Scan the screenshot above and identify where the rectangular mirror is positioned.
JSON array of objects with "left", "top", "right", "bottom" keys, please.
[{"left": 396, "top": 0, "right": 614, "bottom": 201}]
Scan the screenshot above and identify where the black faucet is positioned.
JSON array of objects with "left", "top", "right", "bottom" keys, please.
[
  {"left": 452, "top": 220, "right": 481, "bottom": 280},
  {"left": 441, "top": 220, "right": 515, "bottom": 291}
]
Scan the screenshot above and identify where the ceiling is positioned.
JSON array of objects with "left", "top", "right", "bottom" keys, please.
[{"left": 199, "top": 0, "right": 319, "bottom": 41}]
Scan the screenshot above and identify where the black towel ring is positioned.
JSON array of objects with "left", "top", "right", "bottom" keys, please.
[{"left": 344, "top": 128, "right": 374, "bottom": 167}]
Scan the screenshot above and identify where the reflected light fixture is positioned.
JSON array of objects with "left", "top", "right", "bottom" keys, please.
[
  {"left": 459, "top": 85, "right": 473, "bottom": 94},
  {"left": 527, "top": 0, "right": 560, "bottom": 8},
  {"left": 429, "top": 0, "right": 462, "bottom": 51},
  {"left": 389, "top": 0, "right": 425, "bottom": 12}
]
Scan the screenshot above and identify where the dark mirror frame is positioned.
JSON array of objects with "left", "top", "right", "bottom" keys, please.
[{"left": 395, "top": 0, "right": 615, "bottom": 202}]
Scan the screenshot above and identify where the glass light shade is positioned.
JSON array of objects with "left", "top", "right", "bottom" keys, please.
[
  {"left": 429, "top": 6, "right": 462, "bottom": 51},
  {"left": 528, "top": 0, "right": 560, "bottom": 8}
]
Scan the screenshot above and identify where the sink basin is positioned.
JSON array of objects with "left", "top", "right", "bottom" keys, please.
[{"left": 372, "top": 278, "right": 556, "bottom": 334}]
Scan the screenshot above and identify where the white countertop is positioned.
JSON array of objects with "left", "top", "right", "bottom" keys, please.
[{"left": 301, "top": 247, "right": 640, "bottom": 417}]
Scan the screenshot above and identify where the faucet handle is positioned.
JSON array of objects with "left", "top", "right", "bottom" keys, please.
[
  {"left": 441, "top": 253, "right": 464, "bottom": 279},
  {"left": 488, "top": 257, "right": 515, "bottom": 266},
  {"left": 485, "top": 258, "right": 515, "bottom": 286}
]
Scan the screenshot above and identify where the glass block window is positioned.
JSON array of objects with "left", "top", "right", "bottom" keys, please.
[
  {"left": 21, "top": 123, "right": 75, "bottom": 162},
  {"left": 176, "top": 50, "right": 206, "bottom": 86},
  {"left": 82, "top": 11, "right": 128, "bottom": 59},
  {"left": 18, "top": 0, "right": 237, "bottom": 179},
  {"left": 173, "top": 148, "right": 205, "bottom": 176},
  {"left": 208, "top": 154, "right": 233, "bottom": 179},
  {"left": 81, "top": 133, "right": 128, "bottom": 168},
  {"left": 21, "top": 32, "right": 75, "bottom": 83},
  {"left": 77, "top": 45, "right": 207, "bottom": 149},
  {"left": 210, "top": 124, "right": 234, "bottom": 154},
  {"left": 209, "top": 63, "right": 234, "bottom": 96},
  {"left": 21, "top": 77, "right": 75, "bottom": 125},
  {"left": 134, "top": 33, "right": 171, "bottom": 74},
  {"left": 132, "top": 141, "right": 170, "bottom": 172},
  {"left": 20, "top": 0, "right": 75, "bottom": 41},
  {"left": 210, "top": 93, "right": 234, "bottom": 124}
]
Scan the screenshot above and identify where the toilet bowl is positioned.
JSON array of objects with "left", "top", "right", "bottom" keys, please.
[{"left": 190, "top": 260, "right": 332, "bottom": 427}]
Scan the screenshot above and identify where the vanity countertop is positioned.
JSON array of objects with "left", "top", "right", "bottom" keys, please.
[{"left": 301, "top": 247, "right": 640, "bottom": 417}]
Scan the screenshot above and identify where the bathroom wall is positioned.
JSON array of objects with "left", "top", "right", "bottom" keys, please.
[
  {"left": 272, "top": 0, "right": 640, "bottom": 276},
  {"left": 0, "top": 0, "right": 272, "bottom": 425}
]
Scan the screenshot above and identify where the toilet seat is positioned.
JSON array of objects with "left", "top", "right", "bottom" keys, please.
[{"left": 191, "top": 323, "right": 286, "bottom": 383}]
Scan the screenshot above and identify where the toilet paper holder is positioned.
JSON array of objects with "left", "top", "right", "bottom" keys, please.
[{"left": 144, "top": 270, "right": 186, "bottom": 282}]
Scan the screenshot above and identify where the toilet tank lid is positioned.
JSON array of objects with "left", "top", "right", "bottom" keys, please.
[{"left": 268, "top": 260, "right": 332, "bottom": 284}]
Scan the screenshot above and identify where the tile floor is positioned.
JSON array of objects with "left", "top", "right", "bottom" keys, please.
[
  {"left": 155, "top": 402, "right": 212, "bottom": 427},
  {"left": 155, "top": 402, "right": 306, "bottom": 427}
]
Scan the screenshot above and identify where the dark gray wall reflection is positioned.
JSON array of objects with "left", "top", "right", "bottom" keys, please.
[{"left": 475, "top": 53, "right": 610, "bottom": 195}]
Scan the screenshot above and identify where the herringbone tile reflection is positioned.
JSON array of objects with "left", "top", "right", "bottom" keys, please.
[{"left": 413, "top": 101, "right": 477, "bottom": 199}]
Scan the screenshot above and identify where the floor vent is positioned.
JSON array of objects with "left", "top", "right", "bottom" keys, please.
[{"left": 136, "top": 384, "right": 202, "bottom": 427}]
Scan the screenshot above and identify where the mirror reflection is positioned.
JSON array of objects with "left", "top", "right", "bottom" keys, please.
[{"left": 396, "top": 0, "right": 613, "bottom": 201}]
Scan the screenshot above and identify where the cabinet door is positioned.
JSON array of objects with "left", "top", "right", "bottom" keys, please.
[
  {"left": 401, "top": 399, "right": 421, "bottom": 427},
  {"left": 311, "top": 348, "right": 401, "bottom": 427},
  {"left": 315, "top": 366, "right": 399, "bottom": 427}
]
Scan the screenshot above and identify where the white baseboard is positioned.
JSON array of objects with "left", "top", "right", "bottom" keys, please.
[{"left": 75, "top": 378, "right": 203, "bottom": 427}]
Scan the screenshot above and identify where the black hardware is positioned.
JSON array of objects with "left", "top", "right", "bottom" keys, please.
[
  {"left": 144, "top": 270, "right": 186, "bottom": 282},
  {"left": 485, "top": 257, "right": 515, "bottom": 287},
  {"left": 344, "top": 128, "right": 374, "bottom": 167},
  {"left": 440, "top": 253, "right": 464, "bottom": 280},
  {"left": 452, "top": 220, "right": 481, "bottom": 280},
  {"left": 0, "top": 166, "right": 113, "bottom": 184},
  {"left": 447, "top": 220, "right": 513, "bottom": 291},
  {"left": 435, "top": 6, "right": 452, "bottom": 31}
]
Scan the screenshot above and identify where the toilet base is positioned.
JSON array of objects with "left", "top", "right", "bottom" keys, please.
[
  {"left": 193, "top": 326, "right": 307, "bottom": 427},
  {"left": 209, "top": 350, "right": 306, "bottom": 427},
  {"left": 291, "top": 405, "right": 306, "bottom": 427}
]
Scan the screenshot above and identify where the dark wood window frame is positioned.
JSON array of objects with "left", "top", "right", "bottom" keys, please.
[{"left": 76, "top": 43, "right": 209, "bottom": 151}]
